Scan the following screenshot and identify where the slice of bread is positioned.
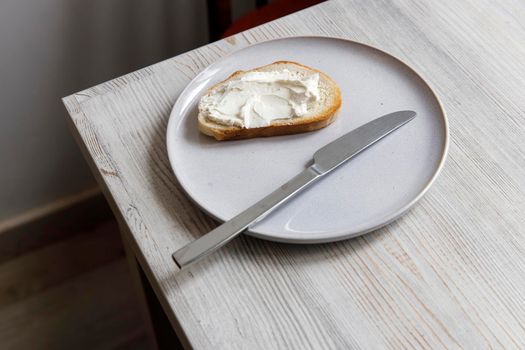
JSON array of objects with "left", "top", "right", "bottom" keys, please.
[{"left": 198, "top": 61, "right": 342, "bottom": 141}]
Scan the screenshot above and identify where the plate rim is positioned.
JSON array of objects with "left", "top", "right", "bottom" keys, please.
[{"left": 166, "top": 35, "right": 449, "bottom": 244}]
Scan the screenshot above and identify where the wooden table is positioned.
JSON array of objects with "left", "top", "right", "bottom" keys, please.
[{"left": 63, "top": 0, "right": 525, "bottom": 348}]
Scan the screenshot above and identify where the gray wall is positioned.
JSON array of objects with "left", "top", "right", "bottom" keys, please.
[{"left": 0, "top": 0, "right": 209, "bottom": 221}]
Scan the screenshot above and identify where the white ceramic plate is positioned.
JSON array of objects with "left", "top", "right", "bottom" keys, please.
[{"left": 167, "top": 37, "right": 448, "bottom": 243}]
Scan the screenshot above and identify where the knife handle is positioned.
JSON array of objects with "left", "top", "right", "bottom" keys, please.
[{"left": 172, "top": 166, "right": 322, "bottom": 268}]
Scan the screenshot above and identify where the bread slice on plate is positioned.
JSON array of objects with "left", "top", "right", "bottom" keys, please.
[{"left": 198, "top": 61, "right": 342, "bottom": 141}]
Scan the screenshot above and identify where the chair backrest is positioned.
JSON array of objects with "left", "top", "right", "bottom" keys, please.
[{"left": 207, "top": 0, "right": 269, "bottom": 41}]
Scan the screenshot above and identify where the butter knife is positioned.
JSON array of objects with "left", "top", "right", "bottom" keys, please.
[{"left": 173, "top": 110, "right": 416, "bottom": 268}]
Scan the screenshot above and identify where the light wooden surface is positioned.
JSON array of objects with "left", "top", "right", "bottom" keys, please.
[{"left": 63, "top": 0, "right": 525, "bottom": 348}]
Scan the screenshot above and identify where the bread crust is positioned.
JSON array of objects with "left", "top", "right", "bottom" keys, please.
[{"left": 198, "top": 61, "right": 342, "bottom": 141}]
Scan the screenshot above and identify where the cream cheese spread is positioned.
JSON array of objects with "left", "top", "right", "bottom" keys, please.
[{"left": 199, "top": 69, "right": 320, "bottom": 128}]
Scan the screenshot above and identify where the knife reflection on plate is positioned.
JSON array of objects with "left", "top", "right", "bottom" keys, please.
[{"left": 173, "top": 110, "right": 416, "bottom": 268}]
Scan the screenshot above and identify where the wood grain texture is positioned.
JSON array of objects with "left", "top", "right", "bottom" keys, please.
[{"left": 63, "top": 0, "right": 525, "bottom": 348}]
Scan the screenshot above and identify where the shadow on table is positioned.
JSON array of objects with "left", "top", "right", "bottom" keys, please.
[
  {"left": 144, "top": 108, "right": 218, "bottom": 241},
  {"left": 167, "top": 220, "right": 398, "bottom": 280}
]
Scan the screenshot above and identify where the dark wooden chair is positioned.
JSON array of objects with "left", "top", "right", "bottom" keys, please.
[{"left": 207, "top": 0, "right": 325, "bottom": 41}]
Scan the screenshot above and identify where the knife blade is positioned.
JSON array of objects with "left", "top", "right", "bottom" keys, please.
[{"left": 173, "top": 110, "right": 416, "bottom": 268}]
